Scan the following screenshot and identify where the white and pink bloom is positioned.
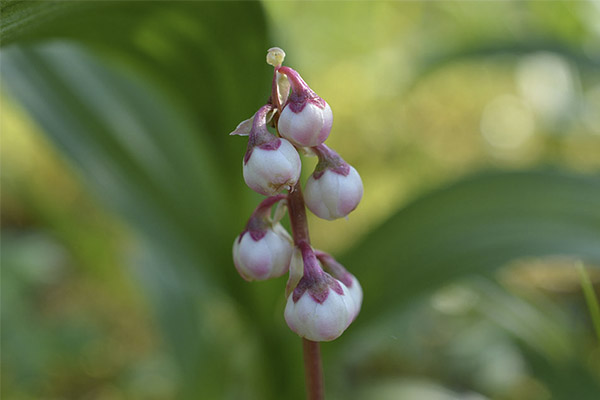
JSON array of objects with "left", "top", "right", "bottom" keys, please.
[
  {"left": 315, "top": 250, "right": 362, "bottom": 321},
  {"left": 242, "top": 105, "right": 301, "bottom": 196},
  {"left": 304, "top": 145, "right": 363, "bottom": 220},
  {"left": 233, "top": 196, "right": 293, "bottom": 281},
  {"left": 231, "top": 49, "right": 364, "bottom": 344},
  {"left": 284, "top": 243, "right": 357, "bottom": 342},
  {"left": 277, "top": 66, "right": 333, "bottom": 148}
]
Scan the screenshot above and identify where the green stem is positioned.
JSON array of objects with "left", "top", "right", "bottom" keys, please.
[{"left": 576, "top": 261, "right": 600, "bottom": 343}]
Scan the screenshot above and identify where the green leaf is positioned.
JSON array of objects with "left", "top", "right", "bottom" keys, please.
[
  {"left": 342, "top": 170, "right": 600, "bottom": 325},
  {"left": 415, "top": 40, "right": 600, "bottom": 81},
  {"left": 5, "top": 1, "right": 600, "bottom": 398},
  {"left": 2, "top": 1, "right": 276, "bottom": 397}
]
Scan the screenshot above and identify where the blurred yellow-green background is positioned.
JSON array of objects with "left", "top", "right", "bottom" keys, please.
[{"left": 2, "top": 1, "right": 600, "bottom": 399}]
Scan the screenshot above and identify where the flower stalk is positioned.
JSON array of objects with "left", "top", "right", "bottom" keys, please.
[
  {"left": 303, "top": 338, "right": 325, "bottom": 400},
  {"left": 287, "top": 180, "right": 324, "bottom": 399},
  {"left": 230, "top": 47, "right": 364, "bottom": 400}
]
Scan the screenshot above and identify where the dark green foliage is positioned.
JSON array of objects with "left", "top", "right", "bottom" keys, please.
[{"left": 2, "top": 1, "right": 599, "bottom": 399}]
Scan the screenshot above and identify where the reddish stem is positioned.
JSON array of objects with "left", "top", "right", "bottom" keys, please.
[
  {"left": 303, "top": 338, "right": 325, "bottom": 400},
  {"left": 275, "top": 64, "right": 325, "bottom": 400},
  {"left": 287, "top": 176, "right": 324, "bottom": 400},
  {"left": 278, "top": 66, "right": 312, "bottom": 94},
  {"left": 287, "top": 182, "right": 310, "bottom": 247}
]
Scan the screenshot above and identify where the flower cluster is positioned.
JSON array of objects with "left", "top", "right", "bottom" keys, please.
[{"left": 230, "top": 48, "right": 363, "bottom": 342}]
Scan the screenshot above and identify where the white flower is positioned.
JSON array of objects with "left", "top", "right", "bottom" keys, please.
[
  {"left": 278, "top": 101, "right": 333, "bottom": 147},
  {"left": 233, "top": 223, "right": 293, "bottom": 281},
  {"left": 243, "top": 138, "right": 301, "bottom": 196},
  {"left": 276, "top": 66, "right": 333, "bottom": 147},
  {"left": 314, "top": 250, "right": 363, "bottom": 321},
  {"left": 304, "top": 166, "right": 363, "bottom": 220},
  {"left": 284, "top": 267, "right": 356, "bottom": 342},
  {"left": 342, "top": 275, "right": 363, "bottom": 321}
]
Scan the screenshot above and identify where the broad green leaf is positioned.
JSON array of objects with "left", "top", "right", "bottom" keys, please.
[
  {"left": 412, "top": 40, "right": 600, "bottom": 89},
  {"left": 2, "top": 1, "right": 278, "bottom": 397},
  {"left": 4, "top": 1, "right": 600, "bottom": 399},
  {"left": 341, "top": 170, "right": 600, "bottom": 327},
  {"left": 2, "top": 42, "right": 226, "bottom": 398}
]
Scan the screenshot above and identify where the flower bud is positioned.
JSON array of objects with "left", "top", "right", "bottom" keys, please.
[
  {"left": 284, "top": 243, "right": 356, "bottom": 341},
  {"left": 304, "top": 145, "right": 363, "bottom": 220},
  {"left": 243, "top": 105, "right": 301, "bottom": 196},
  {"left": 276, "top": 66, "right": 333, "bottom": 147},
  {"left": 233, "top": 223, "right": 293, "bottom": 281},
  {"left": 233, "top": 195, "right": 293, "bottom": 281},
  {"left": 244, "top": 139, "right": 301, "bottom": 196},
  {"left": 315, "top": 251, "right": 362, "bottom": 321}
]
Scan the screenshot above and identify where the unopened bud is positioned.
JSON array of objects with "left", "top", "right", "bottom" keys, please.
[
  {"left": 233, "top": 196, "right": 293, "bottom": 281},
  {"left": 304, "top": 145, "right": 363, "bottom": 220},
  {"left": 233, "top": 223, "right": 293, "bottom": 281},
  {"left": 277, "top": 66, "right": 333, "bottom": 147},
  {"left": 284, "top": 243, "right": 356, "bottom": 341},
  {"left": 315, "top": 251, "right": 362, "bottom": 321},
  {"left": 242, "top": 105, "right": 301, "bottom": 196},
  {"left": 244, "top": 139, "right": 301, "bottom": 195}
]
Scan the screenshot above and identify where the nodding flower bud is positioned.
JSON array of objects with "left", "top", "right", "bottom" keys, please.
[
  {"left": 304, "top": 145, "right": 363, "bottom": 220},
  {"left": 315, "top": 250, "right": 362, "bottom": 321},
  {"left": 284, "top": 242, "right": 356, "bottom": 341},
  {"left": 276, "top": 66, "right": 333, "bottom": 147},
  {"left": 243, "top": 105, "right": 301, "bottom": 196},
  {"left": 233, "top": 195, "right": 293, "bottom": 281}
]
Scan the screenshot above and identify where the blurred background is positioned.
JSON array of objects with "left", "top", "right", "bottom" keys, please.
[{"left": 2, "top": 1, "right": 600, "bottom": 399}]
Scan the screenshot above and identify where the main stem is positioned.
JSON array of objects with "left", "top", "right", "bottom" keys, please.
[
  {"left": 302, "top": 338, "right": 324, "bottom": 400},
  {"left": 287, "top": 182, "right": 310, "bottom": 247},
  {"left": 287, "top": 182, "right": 325, "bottom": 400}
]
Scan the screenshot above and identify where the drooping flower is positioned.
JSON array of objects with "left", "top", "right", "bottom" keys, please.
[
  {"left": 284, "top": 242, "right": 356, "bottom": 341},
  {"left": 304, "top": 144, "right": 363, "bottom": 220},
  {"left": 242, "top": 105, "right": 301, "bottom": 196},
  {"left": 315, "top": 250, "right": 362, "bottom": 321},
  {"left": 277, "top": 66, "right": 333, "bottom": 148},
  {"left": 233, "top": 195, "right": 293, "bottom": 281}
]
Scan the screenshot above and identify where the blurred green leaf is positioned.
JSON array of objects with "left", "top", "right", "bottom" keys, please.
[
  {"left": 471, "top": 279, "right": 573, "bottom": 362},
  {"left": 3, "top": 1, "right": 600, "bottom": 399},
  {"left": 416, "top": 40, "right": 600, "bottom": 82},
  {"left": 2, "top": 1, "right": 278, "bottom": 398},
  {"left": 577, "top": 262, "right": 600, "bottom": 343},
  {"left": 343, "top": 170, "right": 600, "bottom": 327}
]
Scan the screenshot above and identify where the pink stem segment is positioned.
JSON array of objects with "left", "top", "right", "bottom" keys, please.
[
  {"left": 275, "top": 61, "right": 325, "bottom": 400},
  {"left": 287, "top": 182, "right": 325, "bottom": 400},
  {"left": 303, "top": 338, "right": 325, "bottom": 400}
]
